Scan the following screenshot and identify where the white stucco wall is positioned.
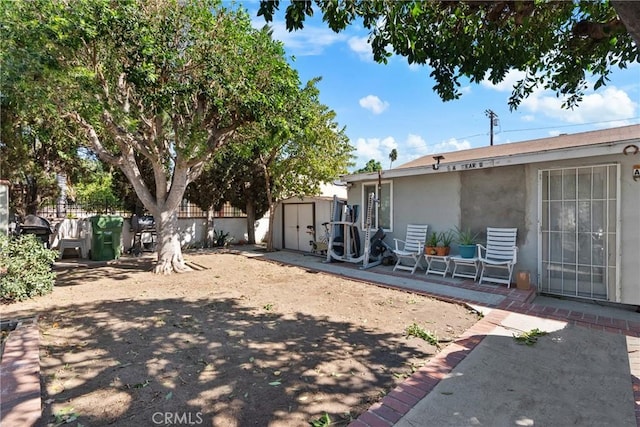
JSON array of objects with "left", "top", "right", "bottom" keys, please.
[{"left": 118, "top": 217, "right": 266, "bottom": 252}]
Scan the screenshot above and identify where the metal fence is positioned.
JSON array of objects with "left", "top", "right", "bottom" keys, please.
[{"left": 36, "top": 198, "right": 246, "bottom": 220}]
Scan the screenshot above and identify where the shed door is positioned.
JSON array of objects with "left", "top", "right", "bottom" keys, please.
[
  {"left": 538, "top": 165, "right": 619, "bottom": 301},
  {"left": 283, "top": 203, "right": 314, "bottom": 251}
]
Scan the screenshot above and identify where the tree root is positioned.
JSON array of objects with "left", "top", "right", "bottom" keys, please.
[{"left": 153, "top": 254, "right": 193, "bottom": 275}]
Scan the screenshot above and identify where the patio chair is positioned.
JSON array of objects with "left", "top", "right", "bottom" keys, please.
[
  {"left": 55, "top": 218, "right": 89, "bottom": 259},
  {"left": 393, "top": 224, "right": 429, "bottom": 274},
  {"left": 478, "top": 227, "right": 518, "bottom": 287}
]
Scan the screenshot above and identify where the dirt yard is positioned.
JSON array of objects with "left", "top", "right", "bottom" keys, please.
[{"left": 1, "top": 250, "right": 480, "bottom": 427}]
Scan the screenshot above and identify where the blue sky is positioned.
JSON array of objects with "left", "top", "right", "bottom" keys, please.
[{"left": 242, "top": 3, "right": 640, "bottom": 171}]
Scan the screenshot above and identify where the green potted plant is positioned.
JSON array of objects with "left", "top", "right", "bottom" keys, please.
[
  {"left": 455, "top": 226, "right": 480, "bottom": 258},
  {"left": 436, "top": 230, "right": 454, "bottom": 256},
  {"left": 425, "top": 232, "right": 439, "bottom": 256}
]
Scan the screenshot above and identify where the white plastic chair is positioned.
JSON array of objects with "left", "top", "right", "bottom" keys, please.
[
  {"left": 393, "top": 224, "right": 429, "bottom": 274},
  {"left": 478, "top": 227, "right": 518, "bottom": 287},
  {"left": 55, "top": 219, "right": 89, "bottom": 259}
]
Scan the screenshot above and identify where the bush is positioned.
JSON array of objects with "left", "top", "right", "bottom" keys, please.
[{"left": 0, "top": 234, "right": 57, "bottom": 302}]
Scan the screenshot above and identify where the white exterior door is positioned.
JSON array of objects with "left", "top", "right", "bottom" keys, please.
[
  {"left": 538, "top": 164, "right": 620, "bottom": 301},
  {"left": 283, "top": 203, "right": 314, "bottom": 251}
]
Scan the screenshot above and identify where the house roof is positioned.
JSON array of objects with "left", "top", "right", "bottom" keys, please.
[{"left": 343, "top": 124, "right": 640, "bottom": 182}]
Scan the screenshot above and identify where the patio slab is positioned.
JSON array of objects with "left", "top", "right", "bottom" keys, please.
[{"left": 393, "top": 311, "right": 636, "bottom": 427}]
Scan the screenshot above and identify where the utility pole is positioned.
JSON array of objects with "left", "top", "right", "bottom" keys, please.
[{"left": 485, "top": 109, "right": 499, "bottom": 146}]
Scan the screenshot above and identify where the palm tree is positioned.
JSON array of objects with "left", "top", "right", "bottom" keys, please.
[{"left": 389, "top": 148, "right": 398, "bottom": 169}]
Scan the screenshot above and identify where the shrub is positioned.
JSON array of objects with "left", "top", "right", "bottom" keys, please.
[{"left": 0, "top": 234, "right": 57, "bottom": 302}]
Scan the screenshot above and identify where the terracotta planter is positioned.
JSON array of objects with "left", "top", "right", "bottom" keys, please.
[
  {"left": 435, "top": 246, "right": 450, "bottom": 256},
  {"left": 425, "top": 246, "right": 438, "bottom": 255}
]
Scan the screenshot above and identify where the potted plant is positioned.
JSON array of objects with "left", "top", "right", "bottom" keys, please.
[
  {"left": 436, "top": 230, "right": 454, "bottom": 256},
  {"left": 455, "top": 226, "right": 480, "bottom": 258},
  {"left": 425, "top": 232, "right": 439, "bottom": 256}
]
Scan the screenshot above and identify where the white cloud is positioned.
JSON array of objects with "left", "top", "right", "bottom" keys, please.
[
  {"left": 521, "top": 115, "right": 535, "bottom": 122},
  {"left": 480, "top": 69, "right": 638, "bottom": 126},
  {"left": 436, "top": 138, "right": 472, "bottom": 152},
  {"left": 354, "top": 136, "right": 397, "bottom": 167},
  {"left": 359, "top": 95, "right": 389, "bottom": 114},
  {"left": 521, "top": 86, "right": 637, "bottom": 124},
  {"left": 481, "top": 70, "right": 528, "bottom": 92},
  {"left": 348, "top": 36, "right": 373, "bottom": 61},
  {"left": 396, "top": 136, "right": 471, "bottom": 165},
  {"left": 354, "top": 133, "right": 473, "bottom": 170},
  {"left": 256, "top": 19, "right": 348, "bottom": 56}
]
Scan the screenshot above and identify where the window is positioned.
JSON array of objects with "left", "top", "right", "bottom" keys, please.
[{"left": 362, "top": 181, "right": 392, "bottom": 231}]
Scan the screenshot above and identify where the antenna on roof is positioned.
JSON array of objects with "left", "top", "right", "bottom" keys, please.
[{"left": 485, "top": 109, "right": 499, "bottom": 146}]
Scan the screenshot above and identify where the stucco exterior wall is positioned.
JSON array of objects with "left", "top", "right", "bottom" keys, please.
[
  {"left": 459, "top": 165, "right": 527, "bottom": 244},
  {"left": 386, "top": 173, "right": 460, "bottom": 241},
  {"left": 345, "top": 151, "right": 640, "bottom": 306},
  {"left": 347, "top": 175, "right": 449, "bottom": 248}
]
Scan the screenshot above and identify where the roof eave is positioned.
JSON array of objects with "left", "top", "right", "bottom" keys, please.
[{"left": 340, "top": 139, "right": 636, "bottom": 183}]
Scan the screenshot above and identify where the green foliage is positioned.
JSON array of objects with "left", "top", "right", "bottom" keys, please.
[
  {"left": 426, "top": 232, "right": 440, "bottom": 247},
  {"left": 0, "top": 234, "right": 57, "bottom": 302},
  {"left": 213, "top": 230, "right": 232, "bottom": 247},
  {"left": 74, "top": 169, "right": 121, "bottom": 213},
  {"left": 388, "top": 148, "right": 398, "bottom": 168},
  {"left": 355, "top": 159, "right": 382, "bottom": 173},
  {"left": 2, "top": 0, "right": 308, "bottom": 270},
  {"left": 513, "top": 328, "right": 548, "bottom": 346},
  {"left": 234, "top": 77, "right": 353, "bottom": 251},
  {"left": 454, "top": 226, "right": 480, "bottom": 245},
  {"left": 258, "top": 1, "right": 639, "bottom": 109},
  {"left": 405, "top": 323, "right": 439, "bottom": 347},
  {"left": 309, "top": 413, "right": 332, "bottom": 427},
  {"left": 439, "top": 230, "right": 454, "bottom": 247}
]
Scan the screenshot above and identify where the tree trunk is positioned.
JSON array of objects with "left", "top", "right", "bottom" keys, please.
[
  {"left": 266, "top": 201, "right": 277, "bottom": 252},
  {"left": 205, "top": 209, "right": 214, "bottom": 248},
  {"left": 245, "top": 198, "right": 256, "bottom": 244},
  {"left": 153, "top": 210, "right": 191, "bottom": 274},
  {"left": 612, "top": 1, "right": 640, "bottom": 46}
]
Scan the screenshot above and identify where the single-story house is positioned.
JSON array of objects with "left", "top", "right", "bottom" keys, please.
[
  {"left": 272, "top": 183, "right": 347, "bottom": 252},
  {"left": 340, "top": 124, "right": 640, "bottom": 307}
]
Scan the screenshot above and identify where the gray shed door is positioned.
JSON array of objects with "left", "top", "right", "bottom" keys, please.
[
  {"left": 538, "top": 164, "right": 619, "bottom": 301},
  {"left": 283, "top": 203, "right": 313, "bottom": 251}
]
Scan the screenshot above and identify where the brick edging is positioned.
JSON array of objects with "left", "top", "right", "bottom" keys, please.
[
  {"left": 0, "top": 317, "right": 41, "bottom": 427},
  {"left": 348, "top": 310, "right": 510, "bottom": 427}
]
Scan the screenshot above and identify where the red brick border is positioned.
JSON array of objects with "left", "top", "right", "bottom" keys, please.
[
  {"left": 254, "top": 251, "right": 640, "bottom": 426},
  {"left": 348, "top": 310, "right": 510, "bottom": 426},
  {"left": 0, "top": 317, "right": 41, "bottom": 427}
]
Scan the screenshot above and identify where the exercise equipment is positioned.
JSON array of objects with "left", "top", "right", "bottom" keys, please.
[{"left": 325, "top": 193, "right": 390, "bottom": 269}]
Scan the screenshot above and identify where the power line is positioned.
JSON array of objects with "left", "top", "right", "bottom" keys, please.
[
  {"left": 451, "top": 116, "right": 640, "bottom": 142},
  {"left": 498, "top": 116, "right": 640, "bottom": 135}
]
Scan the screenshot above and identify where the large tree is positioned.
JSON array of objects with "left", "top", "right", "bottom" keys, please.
[
  {"left": 241, "top": 78, "right": 353, "bottom": 251},
  {"left": 0, "top": 51, "right": 88, "bottom": 216},
  {"left": 187, "top": 77, "right": 352, "bottom": 249},
  {"left": 258, "top": 1, "right": 639, "bottom": 109},
  {"left": 2, "top": 0, "right": 302, "bottom": 273}
]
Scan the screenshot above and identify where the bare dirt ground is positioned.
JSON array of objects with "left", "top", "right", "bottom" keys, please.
[{"left": 1, "top": 250, "right": 480, "bottom": 427}]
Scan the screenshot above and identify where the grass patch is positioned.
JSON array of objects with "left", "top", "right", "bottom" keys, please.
[{"left": 513, "top": 328, "right": 548, "bottom": 346}]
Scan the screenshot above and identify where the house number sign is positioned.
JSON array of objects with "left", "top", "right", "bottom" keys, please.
[{"left": 447, "top": 160, "right": 493, "bottom": 171}]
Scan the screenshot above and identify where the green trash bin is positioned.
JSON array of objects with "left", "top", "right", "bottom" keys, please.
[{"left": 90, "top": 215, "right": 124, "bottom": 261}]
